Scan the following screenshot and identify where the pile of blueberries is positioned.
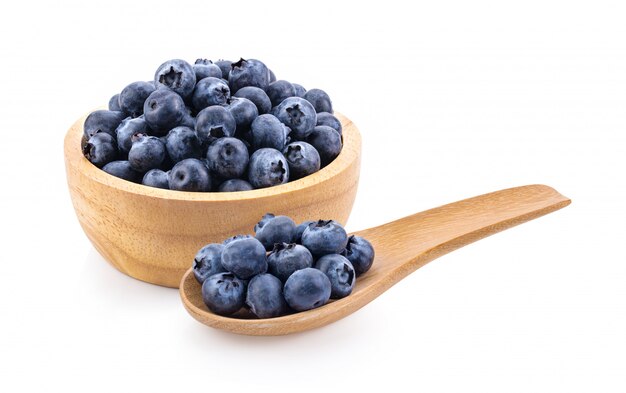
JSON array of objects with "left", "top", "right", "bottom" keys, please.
[
  {"left": 193, "top": 214, "right": 374, "bottom": 318},
  {"left": 82, "top": 58, "right": 343, "bottom": 191}
]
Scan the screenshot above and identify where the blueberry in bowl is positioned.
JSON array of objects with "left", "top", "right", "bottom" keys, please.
[{"left": 64, "top": 57, "right": 361, "bottom": 288}]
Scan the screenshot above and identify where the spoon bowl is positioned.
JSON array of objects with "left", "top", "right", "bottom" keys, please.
[{"left": 180, "top": 184, "right": 570, "bottom": 335}]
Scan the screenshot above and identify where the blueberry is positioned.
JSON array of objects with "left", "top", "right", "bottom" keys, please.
[
  {"left": 193, "top": 243, "right": 226, "bottom": 284},
  {"left": 342, "top": 235, "right": 375, "bottom": 276},
  {"left": 228, "top": 58, "right": 270, "bottom": 93},
  {"left": 102, "top": 160, "right": 142, "bottom": 183},
  {"left": 248, "top": 148, "right": 289, "bottom": 188},
  {"left": 307, "top": 126, "right": 342, "bottom": 167},
  {"left": 245, "top": 273, "right": 289, "bottom": 318},
  {"left": 234, "top": 86, "right": 272, "bottom": 115},
  {"left": 283, "top": 141, "right": 321, "bottom": 180},
  {"left": 115, "top": 116, "right": 149, "bottom": 157},
  {"left": 316, "top": 112, "right": 342, "bottom": 135},
  {"left": 221, "top": 237, "right": 267, "bottom": 279},
  {"left": 266, "top": 80, "right": 296, "bottom": 107},
  {"left": 268, "top": 69, "right": 277, "bottom": 83},
  {"left": 142, "top": 169, "right": 170, "bottom": 189},
  {"left": 301, "top": 220, "right": 348, "bottom": 256},
  {"left": 283, "top": 268, "right": 331, "bottom": 311},
  {"left": 154, "top": 59, "right": 196, "bottom": 98},
  {"left": 83, "top": 110, "right": 126, "bottom": 138},
  {"left": 128, "top": 133, "right": 166, "bottom": 172},
  {"left": 218, "top": 179, "right": 254, "bottom": 192},
  {"left": 165, "top": 126, "right": 201, "bottom": 163},
  {"left": 201, "top": 272, "right": 245, "bottom": 316},
  {"left": 223, "top": 234, "right": 253, "bottom": 245},
  {"left": 292, "top": 83, "right": 306, "bottom": 98},
  {"left": 304, "top": 88, "right": 333, "bottom": 113},
  {"left": 214, "top": 59, "right": 232, "bottom": 80},
  {"left": 119, "top": 81, "right": 156, "bottom": 118},
  {"left": 267, "top": 243, "right": 314, "bottom": 282},
  {"left": 195, "top": 106, "right": 236, "bottom": 145},
  {"left": 108, "top": 94, "right": 121, "bottom": 111},
  {"left": 193, "top": 59, "right": 223, "bottom": 81},
  {"left": 191, "top": 77, "right": 230, "bottom": 112},
  {"left": 143, "top": 89, "right": 187, "bottom": 136},
  {"left": 275, "top": 97, "right": 317, "bottom": 140},
  {"left": 206, "top": 137, "right": 249, "bottom": 179},
  {"left": 294, "top": 220, "right": 315, "bottom": 244},
  {"left": 168, "top": 158, "right": 211, "bottom": 191},
  {"left": 83, "top": 132, "right": 118, "bottom": 168},
  {"left": 254, "top": 213, "right": 296, "bottom": 250},
  {"left": 250, "top": 114, "right": 290, "bottom": 151},
  {"left": 226, "top": 97, "right": 259, "bottom": 134},
  {"left": 315, "top": 254, "right": 355, "bottom": 299}
]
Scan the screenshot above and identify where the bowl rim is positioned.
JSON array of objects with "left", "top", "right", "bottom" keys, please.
[{"left": 64, "top": 111, "right": 361, "bottom": 202}]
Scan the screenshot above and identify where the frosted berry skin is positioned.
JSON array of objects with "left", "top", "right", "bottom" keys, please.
[
  {"left": 83, "top": 110, "right": 126, "bottom": 138},
  {"left": 83, "top": 132, "right": 118, "bottom": 168},
  {"left": 234, "top": 86, "right": 272, "bottom": 115},
  {"left": 193, "top": 243, "right": 226, "bottom": 284},
  {"left": 206, "top": 137, "right": 249, "bottom": 180},
  {"left": 228, "top": 58, "right": 271, "bottom": 93},
  {"left": 82, "top": 57, "right": 345, "bottom": 193},
  {"left": 250, "top": 114, "right": 290, "bottom": 151},
  {"left": 214, "top": 59, "right": 232, "bottom": 79},
  {"left": 307, "top": 125, "right": 342, "bottom": 167},
  {"left": 119, "top": 81, "right": 156, "bottom": 118},
  {"left": 102, "top": 160, "right": 142, "bottom": 183},
  {"left": 342, "top": 235, "right": 375, "bottom": 276},
  {"left": 115, "top": 117, "right": 149, "bottom": 157},
  {"left": 245, "top": 274, "right": 289, "bottom": 318},
  {"left": 293, "top": 220, "right": 315, "bottom": 244},
  {"left": 221, "top": 237, "right": 268, "bottom": 280},
  {"left": 266, "top": 80, "right": 296, "bottom": 107},
  {"left": 128, "top": 133, "right": 166, "bottom": 172},
  {"left": 283, "top": 268, "right": 331, "bottom": 312},
  {"left": 154, "top": 59, "right": 196, "bottom": 98},
  {"left": 304, "top": 88, "right": 333, "bottom": 113},
  {"left": 247, "top": 148, "right": 289, "bottom": 189},
  {"left": 108, "top": 94, "right": 121, "bottom": 111},
  {"left": 274, "top": 97, "right": 317, "bottom": 140},
  {"left": 315, "top": 112, "right": 342, "bottom": 135},
  {"left": 227, "top": 97, "right": 259, "bottom": 134},
  {"left": 193, "top": 59, "right": 223, "bottom": 80},
  {"left": 201, "top": 272, "right": 246, "bottom": 316},
  {"left": 218, "top": 179, "right": 253, "bottom": 192},
  {"left": 254, "top": 213, "right": 297, "bottom": 251},
  {"left": 195, "top": 106, "right": 237, "bottom": 145},
  {"left": 301, "top": 219, "right": 349, "bottom": 257},
  {"left": 143, "top": 89, "right": 188, "bottom": 136},
  {"left": 283, "top": 141, "right": 321, "bottom": 180},
  {"left": 191, "top": 77, "right": 230, "bottom": 112},
  {"left": 165, "top": 126, "right": 201, "bottom": 163},
  {"left": 267, "top": 243, "right": 314, "bottom": 282},
  {"left": 142, "top": 169, "right": 169, "bottom": 189},
  {"left": 315, "top": 254, "right": 356, "bottom": 299},
  {"left": 168, "top": 158, "right": 212, "bottom": 192}
]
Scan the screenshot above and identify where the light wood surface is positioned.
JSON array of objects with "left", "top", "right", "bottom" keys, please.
[
  {"left": 64, "top": 112, "right": 361, "bottom": 288},
  {"left": 180, "top": 184, "right": 570, "bottom": 335}
]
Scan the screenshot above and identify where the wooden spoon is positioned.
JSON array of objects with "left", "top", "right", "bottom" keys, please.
[{"left": 180, "top": 184, "right": 570, "bottom": 336}]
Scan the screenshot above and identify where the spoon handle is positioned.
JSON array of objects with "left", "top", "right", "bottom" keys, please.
[{"left": 355, "top": 184, "right": 571, "bottom": 272}]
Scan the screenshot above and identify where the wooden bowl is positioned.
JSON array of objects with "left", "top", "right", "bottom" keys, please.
[{"left": 64, "top": 112, "right": 361, "bottom": 288}]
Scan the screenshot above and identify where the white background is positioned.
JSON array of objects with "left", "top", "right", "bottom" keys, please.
[{"left": 1, "top": 0, "right": 625, "bottom": 391}]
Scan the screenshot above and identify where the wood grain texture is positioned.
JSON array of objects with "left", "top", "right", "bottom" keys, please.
[
  {"left": 64, "top": 112, "right": 361, "bottom": 288},
  {"left": 180, "top": 184, "right": 570, "bottom": 336}
]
